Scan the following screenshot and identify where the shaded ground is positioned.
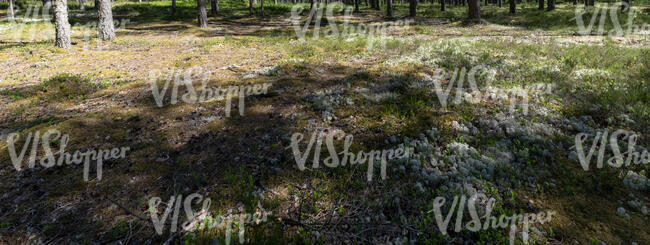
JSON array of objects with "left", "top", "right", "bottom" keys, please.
[{"left": 0, "top": 0, "right": 649, "bottom": 244}]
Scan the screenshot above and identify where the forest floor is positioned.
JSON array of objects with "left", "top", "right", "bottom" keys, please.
[{"left": 0, "top": 1, "right": 649, "bottom": 244}]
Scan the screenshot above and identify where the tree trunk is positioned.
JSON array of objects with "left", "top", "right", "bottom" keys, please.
[
  {"left": 8, "top": 0, "right": 14, "bottom": 21},
  {"left": 97, "top": 0, "right": 115, "bottom": 41},
  {"left": 249, "top": 0, "right": 253, "bottom": 15},
  {"left": 441, "top": 0, "right": 446, "bottom": 11},
  {"left": 498, "top": 0, "right": 501, "bottom": 7},
  {"left": 79, "top": 0, "right": 85, "bottom": 10},
  {"left": 409, "top": 0, "right": 416, "bottom": 17},
  {"left": 197, "top": 0, "right": 208, "bottom": 27},
  {"left": 261, "top": 0, "right": 264, "bottom": 16},
  {"left": 509, "top": 0, "right": 515, "bottom": 12},
  {"left": 621, "top": 0, "right": 629, "bottom": 12},
  {"left": 468, "top": 0, "right": 479, "bottom": 19},
  {"left": 210, "top": 0, "right": 217, "bottom": 16},
  {"left": 310, "top": 0, "right": 317, "bottom": 11},
  {"left": 538, "top": 0, "right": 543, "bottom": 10},
  {"left": 53, "top": 0, "right": 71, "bottom": 49},
  {"left": 172, "top": 0, "right": 176, "bottom": 15},
  {"left": 572, "top": 0, "right": 576, "bottom": 4},
  {"left": 386, "top": 0, "right": 393, "bottom": 17},
  {"left": 546, "top": 0, "right": 554, "bottom": 10}
]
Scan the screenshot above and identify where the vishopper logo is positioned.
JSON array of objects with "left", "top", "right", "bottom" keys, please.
[
  {"left": 290, "top": 2, "right": 412, "bottom": 51},
  {"left": 573, "top": 129, "right": 650, "bottom": 171},
  {"left": 573, "top": 2, "right": 649, "bottom": 37},
  {"left": 429, "top": 194, "right": 556, "bottom": 245},
  {"left": 288, "top": 129, "right": 414, "bottom": 181},
  {"left": 148, "top": 66, "right": 272, "bottom": 117},
  {"left": 4, "top": 129, "right": 130, "bottom": 181},
  {"left": 148, "top": 194, "right": 271, "bottom": 244},
  {"left": 425, "top": 65, "right": 536, "bottom": 115}
]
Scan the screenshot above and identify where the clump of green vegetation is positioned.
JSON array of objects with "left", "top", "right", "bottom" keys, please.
[{"left": 41, "top": 74, "right": 98, "bottom": 101}]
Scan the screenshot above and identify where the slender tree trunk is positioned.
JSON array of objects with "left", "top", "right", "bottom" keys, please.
[
  {"left": 509, "top": 0, "right": 515, "bottom": 12},
  {"left": 79, "top": 0, "right": 85, "bottom": 10},
  {"left": 409, "top": 0, "right": 416, "bottom": 17},
  {"left": 197, "top": 0, "right": 208, "bottom": 27},
  {"left": 538, "top": 0, "right": 543, "bottom": 10},
  {"left": 94, "top": 0, "right": 98, "bottom": 8},
  {"left": 468, "top": 0, "right": 480, "bottom": 19},
  {"left": 441, "top": 0, "right": 446, "bottom": 11},
  {"left": 310, "top": 0, "right": 317, "bottom": 11},
  {"left": 210, "top": 0, "right": 217, "bottom": 16},
  {"left": 498, "top": 0, "right": 501, "bottom": 7},
  {"left": 97, "top": 0, "right": 115, "bottom": 41},
  {"left": 8, "top": 0, "right": 14, "bottom": 21},
  {"left": 249, "top": 0, "right": 254, "bottom": 15},
  {"left": 261, "top": 0, "right": 264, "bottom": 16},
  {"left": 354, "top": 0, "right": 359, "bottom": 12},
  {"left": 386, "top": 0, "right": 393, "bottom": 17},
  {"left": 546, "top": 0, "right": 554, "bottom": 10},
  {"left": 53, "top": 0, "right": 71, "bottom": 49}
]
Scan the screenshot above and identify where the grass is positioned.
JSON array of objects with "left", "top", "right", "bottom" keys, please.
[{"left": 1, "top": 0, "right": 650, "bottom": 244}]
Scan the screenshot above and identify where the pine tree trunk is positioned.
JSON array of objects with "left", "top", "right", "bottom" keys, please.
[
  {"left": 621, "top": 0, "right": 629, "bottom": 12},
  {"left": 172, "top": 0, "right": 176, "bottom": 15},
  {"left": 386, "top": 0, "right": 393, "bottom": 17},
  {"left": 409, "top": 0, "right": 416, "bottom": 17},
  {"left": 468, "top": 0, "right": 480, "bottom": 19},
  {"left": 310, "top": 0, "right": 317, "bottom": 12},
  {"left": 509, "top": 0, "right": 515, "bottom": 12},
  {"left": 261, "top": 0, "right": 264, "bottom": 16},
  {"left": 249, "top": 0, "right": 253, "bottom": 15},
  {"left": 197, "top": 0, "right": 208, "bottom": 27},
  {"left": 53, "top": 0, "right": 71, "bottom": 49},
  {"left": 210, "top": 0, "right": 217, "bottom": 16},
  {"left": 8, "top": 0, "right": 14, "bottom": 21},
  {"left": 546, "top": 0, "right": 554, "bottom": 10},
  {"left": 354, "top": 0, "right": 359, "bottom": 12},
  {"left": 441, "top": 0, "right": 446, "bottom": 11},
  {"left": 97, "top": 0, "right": 115, "bottom": 41}
]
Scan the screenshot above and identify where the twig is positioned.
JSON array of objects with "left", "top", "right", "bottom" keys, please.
[{"left": 106, "top": 197, "right": 148, "bottom": 221}]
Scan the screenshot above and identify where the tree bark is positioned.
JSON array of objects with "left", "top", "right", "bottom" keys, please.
[
  {"left": 538, "top": 0, "right": 543, "bottom": 10},
  {"left": 546, "top": 0, "right": 554, "bottom": 10},
  {"left": 621, "top": 0, "right": 629, "bottom": 12},
  {"left": 498, "top": 0, "right": 501, "bottom": 7},
  {"left": 441, "top": 0, "right": 446, "bottom": 11},
  {"left": 386, "top": 0, "right": 393, "bottom": 17},
  {"left": 310, "top": 0, "right": 317, "bottom": 12},
  {"left": 509, "top": 0, "right": 515, "bottom": 12},
  {"left": 8, "top": 0, "right": 14, "bottom": 21},
  {"left": 172, "top": 0, "right": 176, "bottom": 15},
  {"left": 354, "top": 0, "right": 359, "bottom": 12},
  {"left": 261, "top": 0, "right": 264, "bottom": 16},
  {"left": 249, "top": 0, "right": 254, "bottom": 15},
  {"left": 97, "top": 0, "right": 115, "bottom": 41},
  {"left": 210, "top": 0, "right": 217, "bottom": 16},
  {"left": 409, "top": 0, "right": 416, "bottom": 17},
  {"left": 53, "top": 0, "right": 71, "bottom": 49},
  {"left": 79, "top": 0, "right": 85, "bottom": 11},
  {"left": 468, "top": 0, "right": 480, "bottom": 19},
  {"left": 197, "top": 0, "right": 208, "bottom": 27}
]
